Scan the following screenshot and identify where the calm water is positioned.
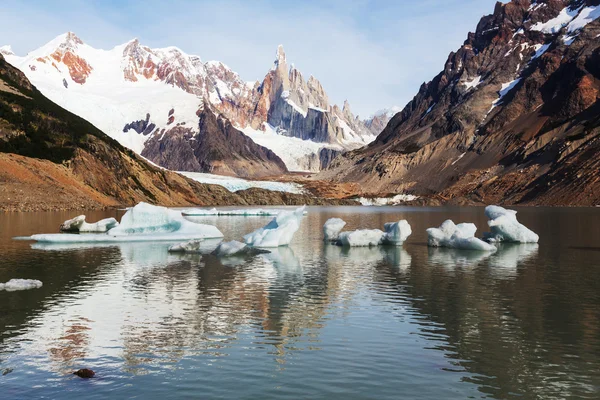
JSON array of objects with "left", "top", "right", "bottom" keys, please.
[{"left": 0, "top": 206, "right": 599, "bottom": 399}]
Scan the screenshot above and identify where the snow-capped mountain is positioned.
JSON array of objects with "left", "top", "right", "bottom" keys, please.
[
  {"left": 321, "top": 0, "right": 600, "bottom": 206},
  {"left": 4, "top": 33, "right": 382, "bottom": 173}
]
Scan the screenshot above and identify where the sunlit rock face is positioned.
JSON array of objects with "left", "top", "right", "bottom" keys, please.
[{"left": 320, "top": 0, "right": 600, "bottom": 206}]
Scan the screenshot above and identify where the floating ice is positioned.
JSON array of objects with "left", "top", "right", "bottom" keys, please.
[
  {"left": 243, "top": 206, "right": 305, "bottom": 247},
  {"left": 27, "top": 203, "right": 223, "bottom": 243},
  {"left": 357, "top": 194, "right": 418, "bottom": 206},
  {"left": 211, "top": 240, "right": 271, "bottom": 257},
  {"left": 60, "top": 215, "right": 119, "bottom": 233},
  {"left": 337, "top": 229, "right": 386, "bottom": 247},
  {"left": 334, "top": 219, "right": 412, "bottom": 247},
  {"left": 0, "top": 279, "right": 43, "bottom": 291},
  {"left": 168, "top": 240, "right": 204, "bottom": 253},
  {"left": 427, "top": 220, "right": 497, "bottom": 251},
  {"left": 382, "top": 220, "right": 412, "bottom": 245},
  {"left": 483, "top": 205, "right": 539, "bottom": 243},
  {"left": 323, "top": 218, "right": 347, "bottom": 242}
]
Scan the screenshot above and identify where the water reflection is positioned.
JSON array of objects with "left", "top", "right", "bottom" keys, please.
[{"left": 1, "top": 207, "right": 599, "bottom": 399}]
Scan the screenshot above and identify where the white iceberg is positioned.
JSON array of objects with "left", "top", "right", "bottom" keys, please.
[
  {"left": 323, "top": 218, "right": 347, "bottom": 242},
  {"left": 0, "top": 279, "right": 43, "bottom": 291},
  {"left": 182, "top": 208, "right": 298, "bottom": 217},
  {"left": 243, "top": 206, "right": 305, "bottom": 247},
  {"left": 483, "top": 205, "right": 539, "bottom": 243},
  {"left": 382, "top": 220, "right": 412, "bottom": 245},
  {"left": 211, "top": 240, "right": 269, "bottom": 257},
  {"left": 168, "top": 239, "right": 204, "bottom": 253},
  {"left": 334, "top": 219, "right": 412, "bottom": 247},
  {"left": 28, "top": 202, "right": 224, "bottom": 243},
  {"left": 337, "top": 229, "right": 385, "bottom": 247},
  {"left": 60, "top": 215, "right": 119, "bottom": 233},
  {"left": 427, "top": 220, "right": 496, "bottom": 251}
]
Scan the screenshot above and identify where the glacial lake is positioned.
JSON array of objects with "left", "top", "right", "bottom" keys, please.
[{"left": 1, "top": 206, "right": 599, "bottom": 399}]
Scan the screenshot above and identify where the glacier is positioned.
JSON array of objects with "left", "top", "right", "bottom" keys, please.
[
  {"left": 0, "top": 279, "right": 43, "bottom": 291},
  {"left": 483, "top": 205, "right": 539, "bottom": 243},
  {"left": 427, "top": 220, "right": 497, "bottom": 251},
  {"left": 27, "top": 202, "right": 223, "bottom": 243},
  {"left": 243, "top": 206, "right": 305, "bottom": 247},
  {"left": 323, "top": 218, "right": 347, "bottom": 242},
  {"left": 60, "top": 215, "right": 119, "bottom": 233}
]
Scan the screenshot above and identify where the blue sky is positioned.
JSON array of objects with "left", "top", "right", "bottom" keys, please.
[{"left": 0, "top": 0, "right": 499, "bottom": 116}]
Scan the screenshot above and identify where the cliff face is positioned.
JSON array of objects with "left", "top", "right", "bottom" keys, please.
[
  {"left": 141, "top": 104, "right": 288, "bottom": 178},
  {"left": 320, "top": 0, "right": 600, "bottom": 206}
]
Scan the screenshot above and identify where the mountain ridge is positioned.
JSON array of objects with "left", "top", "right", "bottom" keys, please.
[{"left": 319, "top": 0, "right": 600, "bottom": 206}]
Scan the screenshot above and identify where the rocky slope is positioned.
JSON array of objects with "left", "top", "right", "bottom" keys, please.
[
  {"left": 3, "top": 35, "right": 384, "bottom": 173},
  {"left": 0, "top": 53, "right": 353, "bottom": 211},
  {"left": 320, "top": 0, "right": 600, "bottom": 206}
]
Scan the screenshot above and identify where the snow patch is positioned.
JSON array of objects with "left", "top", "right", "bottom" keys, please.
[
  {"left": 530, "top": 6, "right": 580, "bottom": 34},
  {"left": 567, "top": 6, "right": 600, "bottom": 32},
  {"left": 463, "top": 76, "right": 483, "bottom": 90}
]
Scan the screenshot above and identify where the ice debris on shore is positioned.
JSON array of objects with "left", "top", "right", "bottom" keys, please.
[
  {"left": 243, "top": 206, "right": 305, "bottom": 247},
  {"left": 27, "top": 202, "right": 223, "bottom": 243},
  {"left": 0, "top": 279, "right": 43, "bottom": 291},
  {"left": 323, "top": 218, "right": 347, "bottom": 242},
  {"left": 183, "top": 208, "right": 305, "bottom": 217},
  {"left": 60, "top": 215, "right": 119, "bottom": 233},
  {"left": 483, "top": 205, "right": 539, "bottom": 243},
  {"left": 427, "top": 220, "right": 496, "bottom": 251},
  {"left": 328, "top": 218, "right": 412, "bottom": 247}
]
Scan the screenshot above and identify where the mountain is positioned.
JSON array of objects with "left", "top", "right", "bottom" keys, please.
[
  {"left": 320, "top": 0, "right": 600, "bottom": 206},
  {"left": 3, "top": 35, "right": 381, "bottom": 173},
  {"left": 0, "top": 53, "right": 354, "bottom": 211}
]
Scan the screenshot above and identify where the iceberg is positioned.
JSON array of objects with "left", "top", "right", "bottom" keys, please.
[
  {"left": 483, "top": 205, "right": 539, "bottom": 243},
  {"left": 333, "top": 219, "right": 412, "bottom": 247},
  {"left": 337, "top": 229, "right": 385, "bottom": 247},
  {"left": 27, "top": 203, "right": 224, "bottom": 243},
  {"left": 323, "top": 218, "right": 347, "bottom": 242},
  {"left": 0, "top": 279, "right": 43, "bottom": 291},
  {"left": 381, "top": 220, "right": 412, "bottom": 245},
  {"left": 243, "top": 206, "right": 305, "bottom": 247},
  {"left": 427, "top": 220, "right": 496, "bottom": 251},
  {"left": 60, "top": 215, "right": 119, "bottom": 233}
]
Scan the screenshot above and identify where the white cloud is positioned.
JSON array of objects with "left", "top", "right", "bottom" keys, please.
[{"left": 0, "top": 0, "right": 498, "bottom": 116}]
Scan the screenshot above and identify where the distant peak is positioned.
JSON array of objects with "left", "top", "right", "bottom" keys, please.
[
  {"left": 276, "top": 44, "right": 286, "bottom": 63},
  {"left": 60, "top": 31, "right": 84, "bottom": 46},
  {"left": 0, "top": 45, "right": 14, "bottom": 56}
]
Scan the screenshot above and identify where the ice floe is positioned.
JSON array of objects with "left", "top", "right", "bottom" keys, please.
[
  {"left": 323, "top": 218, "right": 347, "bottom": 242},
  {"left": 243, "top": 206, "right": 305, "bottom": 247},
  {"left": 211, "top": 240, "right": 270, "bottom": 257},
  {"left": 27, "top": 202, "right": 224, "bottom": 243},
  {"left": 332, "top": 219, "right": 412, "bottom": 247},
  {"left": 0, "top": 279, "right": 43, "bottom": 291},
  {"left": 483, "top": 205, "right": 539, "bottom": 243},
  {"left": 427, "top": 220, "right": 497, "bottom": 251},
  {"left": 168, "top": 239, "right": 204, "bottom": 253},
  {"left": 357, "top": 194, "right": 418, "bottom": 206},
  {"left": 60, "top": 215, "right": 119, "bottom": 233}
]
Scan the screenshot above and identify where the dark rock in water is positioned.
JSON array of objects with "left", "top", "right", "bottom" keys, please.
[
  {"left": 2, "top": 368, "right": 13, "bottom": 376},
  {"left": 73, "top": 368, "right": 95, "bottom": 378}
]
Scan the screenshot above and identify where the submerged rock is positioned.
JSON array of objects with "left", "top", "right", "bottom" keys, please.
[{"left": 73, "top": 369, "right": 95, "bottom": 379}]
